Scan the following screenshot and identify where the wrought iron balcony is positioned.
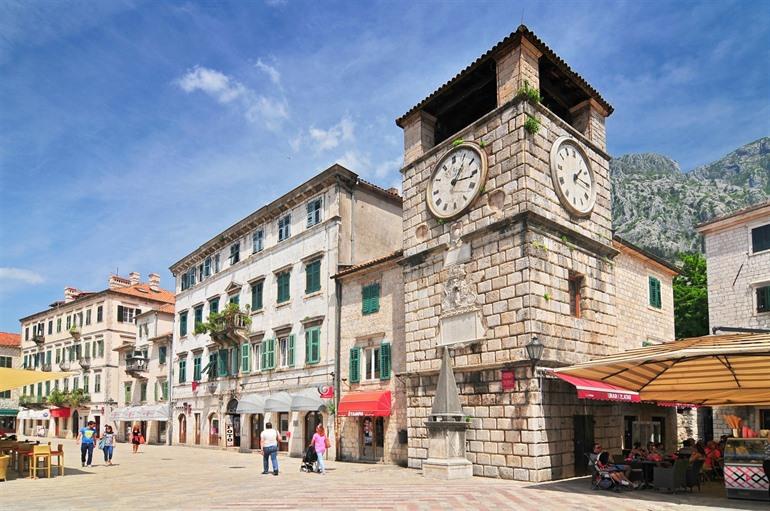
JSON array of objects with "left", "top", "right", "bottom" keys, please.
[
  {"left": 79, "top": 356, "right": 91, "bottom": 370},
  {"left": 209, "top": 311, "right": 250, "bottom": 346},
  {"left": 125, "top": 351, "right": 149, "bottom": 377},
  {"left": 59, "top": 359, "right": 71, "bottom": 371}
]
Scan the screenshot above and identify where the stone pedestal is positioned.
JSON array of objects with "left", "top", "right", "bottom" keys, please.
[{"left": 423, "top": 419, "right": 473, "bottom": 479}]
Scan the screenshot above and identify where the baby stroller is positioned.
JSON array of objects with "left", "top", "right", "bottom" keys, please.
[
  {"left": 301, "top": 446, "right": 317, "bottom": 472},
  {"left": 586, "top": 452, "right": 619, "bottom": 492}
]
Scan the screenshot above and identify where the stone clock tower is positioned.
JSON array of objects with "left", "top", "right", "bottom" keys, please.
[{"left": 397, "top": 25, "right": 620, "bottom": 482}]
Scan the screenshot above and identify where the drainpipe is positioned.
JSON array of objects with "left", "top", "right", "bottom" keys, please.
[
  {"left": 334, "top": 278, "right": 343, "bottom": 461},
  {"left": 167, "top": 333, "right": 175, "bottom": 446}
]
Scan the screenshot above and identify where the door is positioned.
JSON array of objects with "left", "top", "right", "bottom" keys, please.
[
  {"left": 179, "top": 415, "right": 187, "bottom": 444},
  {"left": 277, "top": 413, "right": 289, "bottom": 451},
  {"left": 573, "top": 415, "right": 594, "bottom": 476},
  {"left": 699, "top": 408, "right": 714, "bottom": 442},
  {"left": 209, "top": 416, "right": 219, "bottom": 446},
  {"left": 623, "top": 415, "right": 636, "bottom": 451},
  {"left": 251, "top": 414, "right": 263, "bottom": 449},
  {"left": 71, "top": 411, "right": 80, "bottom": 437},
  {"left": 54, "top": 418, "right": 60, "bottom": 437},
  {"left": 361, "top": 417, "right": 384, "bottom": 461},
  {"left": 305, "top": 411, "right": 322, "bottom": 447},
  {"left": 95, "top": 415, "right": 101, "bottom": 435},
  {"left": 194, "top": 413, "right": 201, "bottom": 445}
]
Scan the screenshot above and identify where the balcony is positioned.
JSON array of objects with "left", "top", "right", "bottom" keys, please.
[
  {"left": 208, "top": 310, "right": 250, "bottom": 347},
  {"left": 79, "top": 356, "right": 91, "bottom": 370},
  {"left": 69, "top": 325, "right": 81, "bottom": 340},
  {"left": 32, "top": 334, "right": 44, "bottom": 346},
  {"left": 41, "top": 362, "right": 52, "bottom": 372},
  {"left": 19, "top": 395, "right": 47, "bottom": 409},
  {"left": 125, "top": 351, "right": 149, "bottom": 378},
  {"left": 58, "top": 359, "right": 72, "bottom": 371}
]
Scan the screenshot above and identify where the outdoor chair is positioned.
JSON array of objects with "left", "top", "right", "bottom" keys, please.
[
  {"left": 50, "top": 444, "right": 64, "bottom": 476},
  {"left": 15, "top": 443, "right": 33, "bottom": 473},
  {"left": 0, "top": 454, "right": 9, "bottom": 481},
  {"left": 612, "top": 454, "right": 626, "bottom": 464},
  {"left": 29, "top": 444, "right": 51, "bottom": 479},
  {"left": 685, "top": 459, "right": 705, "bottom": 492},
  {"left": 653, "top": 458, "right": 688, "bottom": 493}
]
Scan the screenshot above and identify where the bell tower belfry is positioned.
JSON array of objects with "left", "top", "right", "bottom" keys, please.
[{"left": 396, "top": 25, "right": 618, "bottom": 482}]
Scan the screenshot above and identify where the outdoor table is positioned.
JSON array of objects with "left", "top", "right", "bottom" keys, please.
[{"left": 638, "top": 460, "right": 660, "bottom": 487}]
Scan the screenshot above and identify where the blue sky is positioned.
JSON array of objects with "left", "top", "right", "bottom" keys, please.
[{"left": 1, "top": 0, "right": 768, "bottom": 331}]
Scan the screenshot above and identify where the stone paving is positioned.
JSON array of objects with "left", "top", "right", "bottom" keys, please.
[{"left": 2, "top": 439, "right": 767, "bottom": 510}]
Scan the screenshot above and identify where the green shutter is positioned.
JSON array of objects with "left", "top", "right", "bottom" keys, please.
[
  {"left": 154, "top": 382, "right": 159, "bottom": 401},
  {"left": 306, "top": 328, "right": 320, "bottom": 364},
  {"left": 217, "top": 350, "right": 228, "bottom": 377},
  {"left": 252, "top": 282, "right": 263, "bottom": 310},
  {"left": 649, "top": 277, "right": 662, "bottom": 309},
  {"left": 350, "top": 347, "right": 361, "bottom": 383},
  {"left": 241, "top": 344, "right": 250, "bottom": 373},
  {"left": 288, "top": 334, "right": 295, "bottom": 367},
  {"left": 277, "top": 273, "right": 290, "bottom": 303},
  {"left": 380, "top": 341, "right": 391, "bottom": 380},
  {"left": 362, "top": 283, "right": 380, "bottom": 315},
  {"left": 193, "top": 355, "right": 201, "bottom": 380},
  {"left": 306, "top": 260, "right": 321, "bottom": 293},
  {"left": 261, "top": 342, "right": 268, "bottom": 370}
]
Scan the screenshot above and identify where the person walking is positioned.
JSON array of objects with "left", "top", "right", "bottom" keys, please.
[
  {"left": 78, "top": 420, "right": 98, "bottom": 467},
  {"left": 309, "top": 424, "right": 330, "bottom": 475},
  {"left": 260, "top": 422, "right": 279, "bottom": 476},
  {"left": 101, "top": 425, "right": 116, "bottom": 466},
  {"left": 131, "top": 424, "right": 143, "bottom": 454}
]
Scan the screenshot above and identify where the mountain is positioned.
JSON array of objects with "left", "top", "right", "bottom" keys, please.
[{"left": 611, "top": 137, "right": 770, "bottom": 259}]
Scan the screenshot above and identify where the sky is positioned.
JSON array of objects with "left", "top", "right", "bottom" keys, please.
[{"left": 1, "top": 0, "right": 769, "bottom": 332}]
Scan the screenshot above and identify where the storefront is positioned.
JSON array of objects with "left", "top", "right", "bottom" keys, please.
[
  {"left": 110, "top": 404, "right": 169, "bottom": 444},
  {"left": 338, "top": 390, "right": 402, "bottom": 463},
  {"left": 0, "top": 409, "right": 18, "bottom": 435}
]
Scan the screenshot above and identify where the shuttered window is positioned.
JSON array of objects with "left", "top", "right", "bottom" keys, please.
[
  {"left": 349, "top": 347, "right": 361, "bottom": 383},
  {"left": 751, "top": 224, "right": 770, "bottom": 253},
  {"left": 278, "top": 214, "right": 291, "bottom": 241},
  {"left": 380, "top": 341, "right": 391, "bottom": 380},
  {"left": 194, "top": 306, "right": 204, "bottom": 327},
  {"left": 241, "top": 344, "right": 250, "bottom": 372},
  {"left": 305, "top": 260, "right": 321, "bottom": 294},
  {"left": 648, "top": 276, "right": 662, "bottom": 309},
  {"left": 217, "top": 350, "right": 229, "bottom": 377},
  {"left": 362, "top": 283, "right": 381, "bottom": 315},
  {"left": 287, "top": 334, "right": 295, "bottom": 367},
  {"left": 193, "top": 355, "right": 202, "bottom": 381},
  {"left": 757, "top": 286, "right": 770, "bottom": 313},
  {"left": 277, "top": 271, "right": 291, "bottom": 303},
  {"left": 251, "top": 281, "right": 264, "bottom": 310},
  {"left": 209, "top": 298, "right": 219, "bottom": 315},
  {"left": 262, "top": 339, "right": 276, "bottom": 370},
  {"left": 178, "top": 359, "right": 187, "bottom": 384},
  {"left": 305, "top": 327, "right": 321, "bottom": 364},
  {"left": 179, "top": 312, "right": 188, "bottom": 337}
]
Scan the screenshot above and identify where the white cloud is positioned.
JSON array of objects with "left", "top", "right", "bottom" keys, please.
[
  {"left": 0, "top": 267, "right": 44, "bottom": 285},
  {"left": 255, "top": 59, "right": 281, "bottom": 86},
  {"left": 309, "top": 116, "right": 355, "bottom": 151},
  {"left": 373, "top": 156, "right": 402, "bottom": 179},
  {"left": 176, "top": 65, "right": 288, "bottom": 130},
  {"left": 336, "top": 150, "right": 370, "bottom": 172}
]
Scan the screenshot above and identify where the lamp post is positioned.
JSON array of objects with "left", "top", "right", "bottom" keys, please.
[{"left": 525, "top": 335, "right": 544, "bottom": 366}]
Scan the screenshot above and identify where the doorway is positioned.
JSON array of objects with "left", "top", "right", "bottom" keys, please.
[
  {"left": 95, "top": 415, "right": 101, "bottom": 435},
  {"left": 226, "top": 398, "right": 240, "bottom": 447},
  {"left": 623, "top": 415, "right": 636, "bottom": 451},
  {"left": 194, "top": 413, "right": 201, "bottom": 445},
  {"left": 209, "top": 415, "right": 219, "bottom": 446},
  {"left": 179, "top": 414, "right": 187, "bottom": 444},
  {"left": 71, "top": 411, "right": 80, "bottom": 437},
  {"left": 304, "top": 411, "right": 323, "bottom": 447},
  {"left": 251, "top": 414, "right": 264, "bottom": 449},
  {"left": 573, "top": 415, "right": 594, "bottom": 476},
  {"left": 361, "top": 417, "right": 384, "bottom": 461}
]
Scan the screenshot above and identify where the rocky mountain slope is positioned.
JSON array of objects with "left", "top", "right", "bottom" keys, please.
[{"left": 611, "top": 137, "right": 770, "bottom": 259}]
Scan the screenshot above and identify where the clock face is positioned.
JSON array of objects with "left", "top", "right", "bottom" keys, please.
[
  {"left": 549, "top": 137, "right": 596, "bottom": 217},
  {"left": 426, "top": 143, "right": 488, "bottom": 219}
]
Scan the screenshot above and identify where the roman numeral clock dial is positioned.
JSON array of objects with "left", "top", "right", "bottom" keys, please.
[
  {"left": 549, "top": 136, "right": 596, "bottom": 217},
  {"left": 426, "top": 143, "right": 488, "bottom": 220}
]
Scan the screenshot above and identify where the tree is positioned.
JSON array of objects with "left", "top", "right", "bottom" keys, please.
[{"left": 673, "top": 252, "right": 709, "bottom": 338}]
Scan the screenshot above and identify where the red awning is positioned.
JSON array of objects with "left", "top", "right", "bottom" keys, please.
[
  {"left": 338, "top": 390, "right": 391, "bottom": 417},
  {"left": 552, "top": 372, "right": 640, "bottom": 403}
]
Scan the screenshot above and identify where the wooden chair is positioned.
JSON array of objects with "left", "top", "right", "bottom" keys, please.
[
  {"left": 29, "top": 444, "right": 51, "bottom": 479},
  {"left": 50, "top": 444, "right": 64, "bottom": 476},
  {"left": 15, "top": 443, "right": 33, "bottom": 474},
  {"left": 0, "top": 454, "right": 9, "bottom": 482}
]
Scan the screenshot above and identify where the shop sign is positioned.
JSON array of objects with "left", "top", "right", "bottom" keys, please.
[
  {"left": 501, "top": 369, "right": 515, "bottom": 390},
  {"left": 225, "top": 423, "right": 234, "bottom": 447}
]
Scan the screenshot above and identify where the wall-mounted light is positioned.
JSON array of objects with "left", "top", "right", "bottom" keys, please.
[{"left": 525, "top": 335, "right": 544, "bottom": 366}]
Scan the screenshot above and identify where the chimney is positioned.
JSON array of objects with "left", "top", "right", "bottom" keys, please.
[
  {"left": 64, "top": 287, "right": 80, "bottom": 303},
  {"left": 108, "top": 274, "right": 131, "bottom": 289},
  {"left": 129, "top": 272, "right": 141, "bottom": 285},
  {"left": 148, "top": 273, "right": 161, "bottom": 291}
]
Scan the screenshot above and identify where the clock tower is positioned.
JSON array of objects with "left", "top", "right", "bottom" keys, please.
[{"left": 397, "top": 25, "right": 619, "bottom": 482}]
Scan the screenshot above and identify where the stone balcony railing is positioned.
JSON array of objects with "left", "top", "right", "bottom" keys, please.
[
  {"left": 209, "top": 311, "right": 250, "bottom": 347},
  {"left": 19, "top": 395, "right": 47, "bottom": 409},
  {"left": 59, "top": 359, "right": 72, "bottom": 371},
  {"left": 125, "top": 353, "right": 149, "bottom": 378},
  {"left": 41, "top": 362, "right": 52, "bottom": 372},
  {"left": 69, "top": 326, "right": 82, "bottom": 340},
  {"left": 79, "top": 356, "right": 92, "bottom": 370},
  {"left": 32, "top": 334, "right": 45, "bottom": 346}
]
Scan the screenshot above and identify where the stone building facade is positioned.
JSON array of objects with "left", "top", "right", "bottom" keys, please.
[
  {"left": 696, "top": 201, "right": 770, "bottom": 437},
  {"left": 112, "top": 305, "right": 175, "bottom": 444},
  {"left": 168, "top": 165, "right": 402, "bottom": 456},
  {"left": 333, "top": 251, "right": 407, "bottom": 466},
  {"left": 0, "top": 332, "right": 21, "bottom": 434},
  {"left": 16, "top": 273, "right": 174, "bottom": 438},
  {"left": 396, "top": 25, "right": 677, "bottom": 482}
]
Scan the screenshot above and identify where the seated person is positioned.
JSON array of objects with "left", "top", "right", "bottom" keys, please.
[
  {"left": 690, "top": 443, "right": 706, "bottom": 463},
  {"left": 678, "top": 439, "right": 694, "bottom": 459},
  {"left": 646, "top": 445, "right": 663, "bottom": 462},
  {"left": 596, "top": 451, "right": 633, "bottom": 487},
  {"left": 628, "top": 442, "right": 647, "bottom": 461},
  {"left": 704, "top": 441, "right": 721, "bottom": 472}
]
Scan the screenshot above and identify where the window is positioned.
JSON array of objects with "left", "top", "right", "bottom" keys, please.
[
  {"left": 306, "top": 197, "right": 322, "bottom": 227},
  {"left": 0, "top": 356, "right": 11, "bottom": 368},
  {"left": 209, "top": 297, "right": 220, "bottom": 315},
  {"left": 56, "top": 318, "right": 62, "bottom": 332},
  {"left": 140, "top": 382, "right": 148, "bottom": 402},
  {"left": 261, "top": 338, "right": 276, "bottom": 370},
  {"left": 97, "top": 306, "right": 103, "bottom": 323},
  {"left": 363, "top": 346, "right": 381, "bottom": 380},
  {"left": 648, "top": 276, "right": 662, "bottom": 309},
  {"left": 180, "top": 312, "right": 188, "bottom": 337},
  {"left": 194, "top": 305, "right": 204, "bottom": 328},
  {"left": 253, "top": 229, "right": 264, "bottom": 253},
  {"left": 349, "top": 347, "right": 360, "bottom": 383},
  {"left": 229, "top": 242, "right": 240, "bottom": 265},
  {"left": 217, "top": 350, "right": 229, "bottom": 377},
  {"left": 97, "top": 340, "right": 104, "bottom": 357},
  {"left": 94, "top": 373, "right": 101, "bottom": 393},
  {"left": 305, "top": 260, "right": 321, "bottom": 294},
  {"left": 193, "top": 354, "right": 202, "bottom": 380},
  {"left": 124, "top": 382, "right": 131, "bottom": 403},
  {"left": 278, "top": 214, "right": 291, "bottom": 241},
  {"left": 117, "top": 306, "right": 141, "bottom": 323},
  {"left": 752, "top": 224, "right": 770, "bottom": 253},
  {"left": 179, "top": 358, "right": 187, "bottom": 384},
  {"left": 278, "top": 335, "right": 295, "bottom": 368},
  {"left": 214, "top": 254, "right": 221, "bottom": 273},
  {"left": 181, "top": 267, "right": 197, "bottom": 291},
  {"left": 47, "top": 320, "right": 53, "bottom": 335},
  {"left": 45, "top": 381, "right": 50, "bottom": 396},
  {"left": 362, "top": 283, "right": 381, "bottom": 315},
  {"left": 229, "top": 293, "right": 239, "bottom": 305},
  {"left": 85, "top": 309, "right": 91, "bottom": 325},
  {"left": 569, "top": 275, "right": 583, "bottom": 318},
  {"left": 66, "top": 316, "right": 71, "bottom": 330},
  {"left": 251, "top": 281, "right": 264, "bottom": 310},
  {"left": 252, "top": 343, "right": 262, "bottom": 371},
  {"left": 159, "top": 346, "right": 167, "bottom": 365},
  {"left": 24, "top": 327, "right": 29, "bottom": 341},
  {"left": 206, "top": 352, "right": 216, "bottom": 379},
  {"left": 203, "top": 256, "right": 212, "bottom": 278},
  {"left": 83, "top": 374, "right": 89, "bottom": 392},
  {"left": 63, "top": 379, "right": 68, "bottom": 392},
  {"left": 161, "top": 380, "right": 169, "bottom": 400},
  {"left": 241, "top": 343, "right": 250, "bottom": 372},
  {"left": 277, "top": 271, "right": 291, "bottom": 303},
  {"left": 757, "top": 286, "right": 770, "bottom": 313},
  {"left": 305, "top": 327, "right": 321, "bottom": 364},
  {"left": 760, "top": 410, "right": 770, "bottom": 430}
]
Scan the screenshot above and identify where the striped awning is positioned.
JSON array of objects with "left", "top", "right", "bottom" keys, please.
[{"left": 553, "top": 333, "right": 770, "bottom": 406}]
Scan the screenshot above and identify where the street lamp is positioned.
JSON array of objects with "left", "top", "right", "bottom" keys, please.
[{"left": 525, "top": 335, "right": 544, "bottom": 366}]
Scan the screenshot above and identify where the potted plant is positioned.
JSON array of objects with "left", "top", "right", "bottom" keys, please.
[
  {"left": 66, "top": 388, "right": 90, "bottom": 409},
  {"left": 69, "top": 325, "right": 81, "bottom": 340}
]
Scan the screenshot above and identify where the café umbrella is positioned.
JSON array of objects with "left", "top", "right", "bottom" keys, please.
[{"left": 0, "top": 367, "right": 76, "bottom": 393}]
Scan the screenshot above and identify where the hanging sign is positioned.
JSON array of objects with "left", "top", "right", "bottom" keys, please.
[
  {"left": 501, "top": 369, "right": 515, "bottom": 391},
  {"left": 225, "top": 423, "right": 235, "bottom": 447}
]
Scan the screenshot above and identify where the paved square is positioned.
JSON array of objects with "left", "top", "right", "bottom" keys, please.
[{"left": 2, "top": 439, "right": 767, "bottom": 510}]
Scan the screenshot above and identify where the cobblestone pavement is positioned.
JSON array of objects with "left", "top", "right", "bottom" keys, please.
[{"left": 2, "top": 439, "right": 767, "bottom": 510}]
